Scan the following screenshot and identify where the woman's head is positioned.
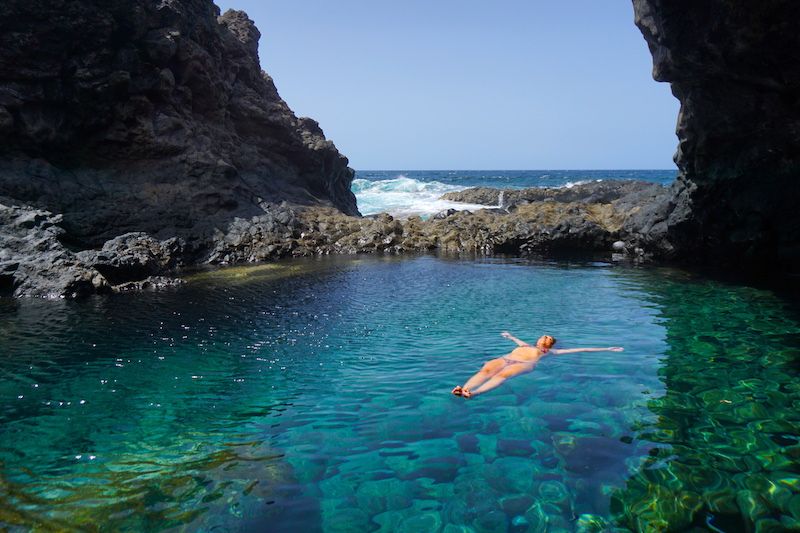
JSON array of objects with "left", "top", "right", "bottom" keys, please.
[{"left": 537, "top": 335, "right": 556, "bottom": 349}]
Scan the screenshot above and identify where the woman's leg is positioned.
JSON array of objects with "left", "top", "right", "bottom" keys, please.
[
  {"left": 469, "top": 363, "right": 534, "bottom": 396},
  {"left": 457, "top": 358, "right": 506, "bottom": 393}
]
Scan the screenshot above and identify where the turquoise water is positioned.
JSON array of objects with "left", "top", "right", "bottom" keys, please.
[
  {"left": 1, "top": 255, "right": 799, "bottom": 531},
  {"left": 352, "top": 170, "right": 677, "bottom": 217}
]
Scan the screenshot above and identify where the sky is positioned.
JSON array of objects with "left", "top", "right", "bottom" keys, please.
[{"left": 215, "top": 0, "right": 680, "bottom": 170}]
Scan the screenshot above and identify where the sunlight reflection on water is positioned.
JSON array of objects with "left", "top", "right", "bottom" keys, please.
[{"left": 0, "top": 255, "right": 798, "bottom": 531}]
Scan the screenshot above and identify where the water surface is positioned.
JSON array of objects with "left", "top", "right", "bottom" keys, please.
[{"left": 0, "top": 255, "right": 798, "bottom": 531}]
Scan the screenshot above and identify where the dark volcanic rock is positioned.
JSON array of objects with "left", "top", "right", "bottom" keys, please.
[
  {"left": 209, "top": 195, "right": 635, "bottom": 260},
  {"left": 0, "top": 179, "right": 664, "bottom": 296},
  {"left": 162, "top": 182, "right": 668, "bottom": 268},
  {"left": 113, "top": 276, "right": 186, "bottom": 292},
  {"left": 632, "top": 0, "right": 800, "bottom": 272},
  {"left": 0, "top": 0, "right": 358, "bottom": 248},
  {"left": 442, "top": 180, "right": 666, "bottom": 208},
  {"left": 0, "top": 202, "right": 107, "bottom": 297},
  {"left": 0, "top": 200, "right": 184, "bottom": 298},
  {"left": 205, "top": 203, "right": 300, "bottom": 263},
  {"left": 76, "top": 232, "right": 185, "bottom": 284},
  {"left": 7, "top": 0, "right": 798, "bottom": 294}
]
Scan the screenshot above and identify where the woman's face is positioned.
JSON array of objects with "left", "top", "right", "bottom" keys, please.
[{"left": 536, "top": 335, "right": 555, "bottom": 349}]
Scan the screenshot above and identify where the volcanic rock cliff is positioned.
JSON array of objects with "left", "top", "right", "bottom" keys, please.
[
  {"left": 630, "top": 0, "right": 800, "bottom": 272},
  {"left": 0, "top": 0, "right": 358, "bottom": 249},
  {"left": 2, "top": 0, "right": 798, "bottom": 297}
]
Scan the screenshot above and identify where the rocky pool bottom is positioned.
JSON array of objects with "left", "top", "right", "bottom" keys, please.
[{"left": 0, "top": 255, "right": 799, "bottom": 531}]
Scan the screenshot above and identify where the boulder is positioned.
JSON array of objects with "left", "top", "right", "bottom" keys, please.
[
  {"left": 0, "top": 201, "right": 183, "bottom": 297},
  {"left": 0, "top": 202, "right": 107, "bottom": 298}
]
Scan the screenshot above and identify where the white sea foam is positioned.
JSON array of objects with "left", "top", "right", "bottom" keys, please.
[
  {"left": 561, "top": 179, "right": 602, "bottom": 189},
  {"left": 352, "top": 175, "right": 493, "bottom": 218}
]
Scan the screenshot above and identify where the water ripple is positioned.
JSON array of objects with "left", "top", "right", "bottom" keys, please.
[{"left": 1, "top": 255, "right": 799, "bottom": 530}]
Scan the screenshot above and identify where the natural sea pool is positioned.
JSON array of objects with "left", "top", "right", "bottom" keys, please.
[{"left": 1, "top": 255, "right": 799, "bottom": 531}]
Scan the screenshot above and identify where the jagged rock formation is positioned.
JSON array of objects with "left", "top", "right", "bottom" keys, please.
[
  {"left": 204, "top": 181, "right": 663, "bottom": 264},
  {"left": 441, "top": 180, "right": 665, "bottom": 211},
  {"left": 0, "top": 0, "right": 358, "bottom": 250},
  {"left": 631, "top": 0, "right": 800, "bottom": 273},
  {"left": 0, "top": 202, "right": 105, "bottom": 298},
  {"left": 0, "top": 201, "right": 184, "bottom": 297},
  {"left": 4, "top": 0, "right": 797, "bottom": 295},
  {"left": 0, "top": 178, "right": 665, "bottom": 297}
]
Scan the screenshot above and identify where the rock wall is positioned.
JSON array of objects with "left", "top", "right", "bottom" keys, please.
[
  {"left": 631, "top": 0, "right": 800, "bottom": 272},
  {"left": 0, "top": 0, "right": 358, "bottom": 248}
]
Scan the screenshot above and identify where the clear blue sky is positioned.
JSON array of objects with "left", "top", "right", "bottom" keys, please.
[{"left": 215, "top": 0, "right": 679, "bottom": 170}]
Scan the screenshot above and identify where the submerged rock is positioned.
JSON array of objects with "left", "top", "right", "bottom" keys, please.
[{"left": 112, "top": 276, "right": 185, "bottom": 292}]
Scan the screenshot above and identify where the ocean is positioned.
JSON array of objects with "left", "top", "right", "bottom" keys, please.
[{"left": 352, "top": 169, "right": 677, "bottom": 217}]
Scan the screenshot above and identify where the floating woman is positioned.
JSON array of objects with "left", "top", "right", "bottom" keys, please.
[{"left": 451, "top": 331, "right": 623, "bottom": 398}]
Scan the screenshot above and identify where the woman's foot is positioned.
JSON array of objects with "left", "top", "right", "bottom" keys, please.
[
  {"left": 462, "top": 389, "right": 473, "bottom": 398},
  {"left": 452, "top": 386, "right": 463, "bottom": 396}
]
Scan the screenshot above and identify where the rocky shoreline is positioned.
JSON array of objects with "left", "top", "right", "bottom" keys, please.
[
  {"left": 2, "top": 0, "right": 798, "bottom": 296},
  {"left": 1, "top": 180, "right": 670, "bottom": 298}
]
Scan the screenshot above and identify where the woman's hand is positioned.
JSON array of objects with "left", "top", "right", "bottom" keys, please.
[
  {"left": 501, "top": 331, "right": 512, "bottom": 338},
  {"left": 608, "top": 347, "right": 624, "bottom": 352}
]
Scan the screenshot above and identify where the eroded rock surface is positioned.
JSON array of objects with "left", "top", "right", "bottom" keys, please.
[
  {"left": 632, "top": 0, "right": 800, "bottom": 272},
  {"left": 0, "top": 0, "right": 358, "bottom": 248},
  {"left": 2, "top": 179, "right": 671, "bottom": 296},
  {"left": 0, "top": 202, "right": 105, "bottom": 298},
  {"left": 4, "top": 0, "right": 797, "bottom": 296},
  {"left": 0, "top": 201, "right": 184, "bottom": 298},
  {"left": 442, "top": 180, "right": 666, "bottom": 209},
  {"left": 207, "top": 181, "right": 666, "bottom": 263},
  {"left": 76, "top": 232, "right": 185, "bottom": 285}
]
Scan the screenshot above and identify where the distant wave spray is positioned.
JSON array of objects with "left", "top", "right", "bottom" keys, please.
[{"left": 352, "top": 175, "right": 491, "bottom": 218}]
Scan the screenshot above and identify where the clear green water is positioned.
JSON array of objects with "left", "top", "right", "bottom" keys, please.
[{"left": 0, "top": 256, "right": 799, "bottom": 532}]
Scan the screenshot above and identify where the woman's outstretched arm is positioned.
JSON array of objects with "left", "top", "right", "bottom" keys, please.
[
  {"left": 500, "top": 331, "right": 530, "bottom": 347},
  {"left": 550, "top": 346, "right": 623, "bottom": 355}
]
